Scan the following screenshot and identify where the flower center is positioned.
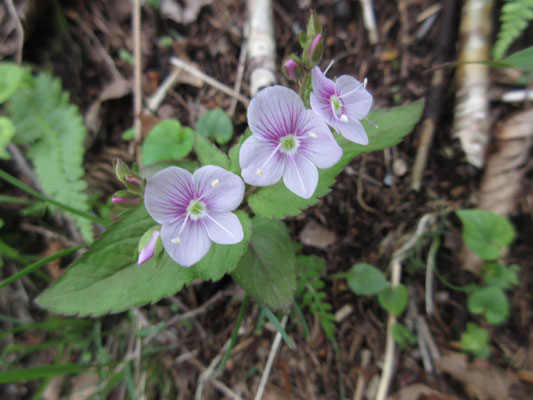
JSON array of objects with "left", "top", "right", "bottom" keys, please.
[
  {"left": 279, "top": 134, "right": 300, "bottom": 155},
  {"left": 186, "top": 199, "right": 206, "bottom": 220},
  {"left": 330, "top": 94, "right": 343, "bottom": 115}
]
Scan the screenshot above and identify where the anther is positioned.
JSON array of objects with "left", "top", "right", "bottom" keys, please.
[
  {"left": 171, "top": 237, "right": 181, "bottom": 244},
  {"left": 308, "top": 131, "right": 318, "bottom": 138},
  {"left": 256, "top": 168, "right": 264, "bottom": 176},
  {"left": 211, "top": 178, "right": 219, "bottom": 188},
  {"left": 363, "top": 77, "right": 368, "bottom": 88},
  {"left": 340, "top": 114, "right": 349, "bottom": 123}
]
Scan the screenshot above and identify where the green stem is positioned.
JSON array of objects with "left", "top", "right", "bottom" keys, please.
[
  {"left": 0, "top": 243, "right": 87, "bottom": 289},
  {"left": 299, "top": 72, "right": 311, "bottom": 102},
  {"left": 0, "top": 169, "right": 108, "bottom": 226}
]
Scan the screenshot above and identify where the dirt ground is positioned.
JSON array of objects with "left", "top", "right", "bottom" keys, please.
[{"left": 1, "top": 0, "right": 533, "bottom": 399}]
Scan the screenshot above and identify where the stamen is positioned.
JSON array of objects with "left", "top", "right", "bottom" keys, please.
[
  {"left": 364, "top": 117, "right": 379, "bottom": 128},
  {"left": 171, "top": 237, "right": 181, "bottom": 244},
  {"left": 308, "top": 131, "right": 318, "bottom": 138},
  {"left": 172, "top": 213, "right": 190, "bottom": 244},
  {"left": 256, "top": 143, "right": 281, "bottom": 176},
  {"left": 338, "top": 78, "right": 368, "bottom": 99},
  {"left": 340, "top": 114, "right": 349, "bottom": 123},
  {"left": 211, "top": 178, "right": 219, "bottom": 188},
  {"left": 205, "top": 214, "right": 235, "bottom": 237},
  {"left": 324, "top": 59, "right": 335, "bottom": 75}
]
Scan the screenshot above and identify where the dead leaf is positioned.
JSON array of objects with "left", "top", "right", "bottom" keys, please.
[
  {"left": 299, "top": 220, "right": 336, "bottom": 249},
  {"left": 160, "top": 0, "right": 211, "bottom": 25},
  {"left": 436, "top": 352, "right": 517, "bottom": 400},
  {"left": 85, "top": 77, "right": 131, "bottom": 136},
  {"left": 390, "top": 383, "right": 459, "bottom": 400}
]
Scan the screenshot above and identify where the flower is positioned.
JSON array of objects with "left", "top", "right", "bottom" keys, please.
[
  {"left": 310, "top": 66, "right": 373, "bottom": 145},
  {"left": 138, "top": 229, "right": 161, "bottom": 265},
  {"left": 144, "top": 165, "right": 245, "bottom": 267},
  {"left": 240, "top": 85, "right": 342, "bottom": 199}
]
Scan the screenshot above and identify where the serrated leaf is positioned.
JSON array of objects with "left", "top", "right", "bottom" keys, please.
[
  {"left": 141, "top": 120, "right": 194, "bottom": 165},
  {"left": 0, "top": 63, "right": 30, "bottom": 104},
  {"left": 346, "top": 263, "right": 388, "bottom": 296},
  {"left": 467, "top": 286, "right": 509, "bottom": 325},
  {"left": 231, "top": 217, "right": 296, "bottom": 311},
  {"left": 482, "top": 262, "right": 520, "bottom": 289},
  {"left": 456, "top": 209, "right": 515, "bottom": 260},
  {"left": 248, "top": 100, "right": 424, "bottom": 218},
  {"left": 190, "top": 211, "right": 252, "bottom": 281},
  {"left": 195, "top": 108, "right": 234, "bottom": 145},
  {"left": 7, "top": 72, "right": 93, "bottom": 241},
  {"left": 460, "top": 322, "right": 490, "bottom": 358},
  {"left": 378, "top": 283, "right": 408, "bottom": 316},
  {"left": 0, "top": 117, "right": 15, "bottom": 159},
  {"left": 36, "top": 207, "right": 197, "bottom": 316},
  {"left": 193, "top": 133, "right": 230, "bottom": 169},
  {"left": 501, "top": 46, "right": 533, "bottom": 72}
]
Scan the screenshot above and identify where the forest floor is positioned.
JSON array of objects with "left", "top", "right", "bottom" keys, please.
[{"left": 1, "top": 0, "right": 532, "bottom": 399}]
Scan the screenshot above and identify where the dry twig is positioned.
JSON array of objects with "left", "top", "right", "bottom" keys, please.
[
  {"left": 358, "top": 0, "right": 379, "bottom": 45},
  {"left": 131, "top": 0, "right": 143, "bottom": 161},
  {"left": 5, "top": 0, "right": 24, "bottom": 63}
]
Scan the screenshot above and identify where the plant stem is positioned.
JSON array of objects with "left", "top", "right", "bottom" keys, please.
[{"left": 299, "top": 72, "right": 310, "bottom": 102}]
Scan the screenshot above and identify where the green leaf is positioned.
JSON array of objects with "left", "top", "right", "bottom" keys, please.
[
  {"left": 36, "top": 207, "right": 197, "bottom": 316},
  {"left": 7, "top": 72, "right": 93, "bottom": 241},
  {"left": 248, "top": 100, "right": 424, "bottom": 218},
  {"left": 482, "top": 262, "right": 520, "bottom": 289},
  {"left": 0, "top": 63, "right": 30, "bottom": 104},
  {"left": 460, "top": 322, "right": 490, "bottom": 358},
  {"left": 346, "top": 263, "right": 388, "bottom": 296},
  {"left": 141, "top": 120, "right": 194, "bottom": 165},
  {"left": 263, "top": 306, "right": 293, "bottom": 349},
  {"left": 228, "top": 128, "right": 252, "bottom": 175},
  {"left": 467, "top": 286, "right": 509, "bottom": 325},
  {"left": 378, "top": 284, "right": 408, "bottom": 316},
  {"left": 193, "top": 133, "right": 230, "bottom": 169},
  {"left": 190, "top": 211, "right": 252, "bottom": 281},
  {"left": 456, "top": 209, "right": 515, "bottom": 260},
  {"left": 0, "top": 364, "right": 86, "bottom": 383},
  {"left": 501, "top": 46, "right": 533, "bottom": 72},
  {"left": 391, "top": 323, "right": 417, "bottom": 349},
  {"left": 195, "top": 108, "right": 234, "bottom": 145},
  {"left": 0, "top": 117, "right": 15, "bottom": 159},
  {"left": 231, "top": 217, "right": 296, "bottom": 311}
]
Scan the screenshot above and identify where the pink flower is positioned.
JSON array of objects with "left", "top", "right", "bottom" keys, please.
[
  {"left": 240, "top": 85, "right": 342, "bottom": 199},
  {"left": 144, "top": 165, "right": 244, "bottom": 267},
  {"left": 310, "top": 66, "right": 373, "bottom": 145},
  {"left": 138, "top": 229, "right": 161, "bottom": 265}
]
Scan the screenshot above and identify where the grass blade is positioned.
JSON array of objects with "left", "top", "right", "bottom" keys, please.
[{"left": 263, "top": 306, "right": 293, "bottom": 349}]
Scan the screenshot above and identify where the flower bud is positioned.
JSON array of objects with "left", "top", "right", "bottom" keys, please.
[
  {"left": 138, "top": 227, "right": 162, "bottom": 265},
  {"left": 111, "top": 190, "right": 140, "bottom": 208},
  {"left": 113, "top": 158, "right": 133, "bottom": 184},
  {"left": 306, "top": 10, "right": 323, "bottom": 38},
  {"left": 113, "top": 158, "right": 144, "bottom": 194},
  {"left": 282, "top": 56, "right": 304, "bottom": 81},
  {"left": 303, "top": 33, "right": 324, "bottom": 68}
]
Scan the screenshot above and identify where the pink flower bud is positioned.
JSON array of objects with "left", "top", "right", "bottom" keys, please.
[
  {"left": 138, "top": 230, "right": 161, "bottom": 265},
  {"left": 125, "top": 176, "right": 143, "bottom": 185},
  {"left": 111, "top": 196, "right": 140, "bottom": 204},
  {"left": 308, "top": 34, "right": 323, "bottom": 63}
]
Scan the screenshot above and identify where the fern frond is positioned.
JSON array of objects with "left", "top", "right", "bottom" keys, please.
[
  {"left": 296, "top": 255, "right": 336, "bottom": 340},
  {"left": 7, "top": 72, "right": 93, "bottom": 241},
  {"left": 493, "top": 0, "right": 533, "bottom": 59}
]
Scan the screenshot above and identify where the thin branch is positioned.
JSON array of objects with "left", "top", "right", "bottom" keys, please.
[
  {"left": 5, "top": 0, "right": 24, "bottom": 63},
  {"left": 169, "top": 57, "right": 250, "bottom": 106},
  {"left": 229, "top": 22, "right": 249, "bottom": 117},
  {"left": 132, "top": 0, "right": 143, "bottom": 162},
  {"left": 358, "top": 0, "right": 379, "bottom": 45},
  {"left": 254, "top": 315, "right": 287, "bottom": 400}
]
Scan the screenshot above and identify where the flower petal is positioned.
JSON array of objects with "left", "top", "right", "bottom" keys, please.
[
  {"left": 282, "top": 154, "right": 319, "bottom": 199},
  {"left": 311, "top": 66, "right": 336, "bottom": 99},
  {"left": 193, "top": 165, "right": 244, "bottom": 212},
  {"left": 296, "top": 110, "right": 342, "bottom": 169},
  {"left": 138, "top": 229, "right": 161, "bottom": 265},
  {"left": 310, "top": 92, "right": 335, "bottom": 124},
  {"left": 247, "top": 85, "right": 304, "bottom": 141},
  {"left": 337, "top": 119, "right": 369, "bottom": 145},
  {"left": 144, "top": 166, "right": 195, "bottom": 224},
  {"left": 204, "top": 211, "right": 243, "bottom": 245},
  {"left": 161, "top": 218, "right": 211, "bottom": 267},
  {"left": 240, "top": 135, "right": 285, "bottom": 186},
  {"left": 336, "top": 75, "right": 373, "bottom": 119}
]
